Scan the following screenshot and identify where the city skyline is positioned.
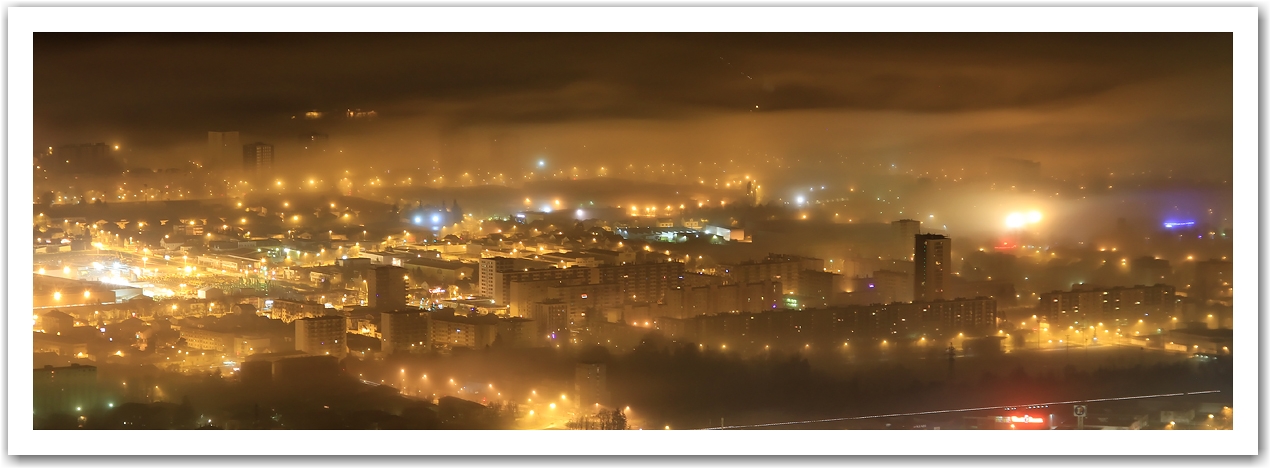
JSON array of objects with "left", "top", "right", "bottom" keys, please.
[{"left": 14, "top": 6, "right": 1258, "bottom": 457}]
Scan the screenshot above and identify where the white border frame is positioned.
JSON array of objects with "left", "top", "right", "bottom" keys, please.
[{"left": 7, "top": 6, "right": 1258, "bottom": 456}]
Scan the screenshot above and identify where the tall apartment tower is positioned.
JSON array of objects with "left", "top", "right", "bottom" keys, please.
[
  {"left": 913, "top": 233, "right": 951, "bottom": 302},
  {"left": 891, "top": 219, "right": 921, "bottom": 260},
  {"left": 1194, "top": 259, "right": 1233, "bottom": 303},
  {"left": 478, "top": 257, "right": 515, "bottom": 299},
  {"left": 207, "top": 131, "right": 240, "bottom": 170},
  {"left": 242, "top": 142, "right": 274, "bottom": 174},
  {"left": 368, "top": 265, "right": 408, "bottom": 310},
  {"left": 381, "top": 310, "right": 430, "bottom": 354},
  {"left": 295, "top": 316, "right": 347, "bottom": 358},
  {"left": 575, "top": 362, "right": 609, "bottom": 409}
]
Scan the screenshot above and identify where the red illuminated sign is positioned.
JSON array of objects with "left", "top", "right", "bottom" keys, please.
[{"left": 995, "top": 414, "right": 1045, "bottom": 424}]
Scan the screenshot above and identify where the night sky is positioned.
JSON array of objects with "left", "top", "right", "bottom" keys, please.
[{"left": 35, "top": 33, "right": 1232, "bottom": 180}]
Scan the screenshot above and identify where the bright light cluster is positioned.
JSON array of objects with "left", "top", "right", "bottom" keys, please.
[{"left": 1005, "top": 210, "right": 1043, "bottom": 228}]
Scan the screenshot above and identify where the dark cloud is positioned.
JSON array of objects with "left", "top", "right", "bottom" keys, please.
[{"left": 34, "top": 33, "right": 1231, "bottom": 179}]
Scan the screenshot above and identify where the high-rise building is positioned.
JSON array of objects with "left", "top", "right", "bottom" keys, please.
[
  {"left": 662, "top": 280, "right": 782, "bottom": 318},
  {"left": 721, "top": 255, "right": 816, "bottom": 296},
  {"left": 666, "top": 297, "right": 997, "bottom": 353},
  {"left": 294, "top": 316, "right": 347, "bottom": 358},
  {"left": 492, "top": 265, "right": 593, "bottom": 306},
  {"left": 875, "top": 269, "right": 913, "bottom": 303},
  {"left": 1039, "top": 284, "right": 1178, "bottom": 323},
  {"left": 596, "top": 261, "right": 685, "bottom": 303},
  {"left": 532, "top": 299, "right": 571, "bottom": 340},
  {"left": 1194, "top": 259, "right": 1233, "bottom": 303},
  {"left": 428, "top": 311, "right": 500, "bottom": 350},
  {"left": 478, "top": 257, "right": 515, "bottom": 299},
  {"left": 207, "top": 131, "right": 240, "bottom": 169},
  {"left": 575, "top": 363, "right": 609, "bottom": 409},
  {"left": 368, "top": 266, "right": 408, "bottom": 310},
  {"left": 50, "top": 143, "right": 119, "bottom": 174},
  {"left": 33, "top": 364, "right": 98, "bottom": 417},
  {"left": 913, "top": 233, "right": 951, "bottom": 302},
  {"left": 797, "top": 269, "right": 840, "bottom": 308},
  {"left": 242, "top": 142, "right": 274, "bottom": 174},
  {"left": 506, "top": 278, "right": 620, "bottom": 319},
  {"left": 1130, "top": 256, "right": 1172, "bottom": 286},
  {"left": 891, "top": 219, "right": 921, "bottom": 259},
  {"left": 381, "top": 310, "right": 430, "bottom": 354}
]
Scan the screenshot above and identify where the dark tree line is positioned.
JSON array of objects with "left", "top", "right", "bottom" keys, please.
[{"left": 567, "top": 409, "right": 628, "bottom": 430}]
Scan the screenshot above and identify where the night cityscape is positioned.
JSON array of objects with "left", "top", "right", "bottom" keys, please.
[{"left": 29, "top": 32, "right": 1235, "bottom": 434}]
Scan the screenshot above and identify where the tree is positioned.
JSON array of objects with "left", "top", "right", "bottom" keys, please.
[
  {"left": 566, "top": 413, "right": 597, "bottom": 430},
  {"left": 570, "top": 409, "right": 626, "bottom": 430},
  {"left": 602, "top": 409, "right": 628, "bottom": 430}
]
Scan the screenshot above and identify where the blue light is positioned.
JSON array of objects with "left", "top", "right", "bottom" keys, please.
[
  {"left": 414, "top": 216, "right": 423, "bottom": 225},
  {"left": 1163, "top": 221, "right": 1195, "bottom": 229},
  {"left": 431, "top": 214, "right": 441, "bottom": 224}
]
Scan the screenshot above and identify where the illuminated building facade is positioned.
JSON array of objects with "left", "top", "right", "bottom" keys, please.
[
  {"left": 429, "top": 312, "right": 499, "bottom": 350},
  {"left": 1193, "top": 259, "right": 1233, "bottom": 303},
  {"left": 665, "top": 297, "right": 996, "bottom": 351},
  {"left": 597, "top": 261, "right": 685, "bottom": 303},
  {"left": 913, "top": 234, "right": 951, "bottom": 302},
  {"left": 381, "top": 310, "right": 430, "bottom": 354},
  {"left": 295, "top": 315, "right": 347, "bottom": 358},
  {"left": 507, "top": 278, "right": 621, "bottom": 319},
  {"left": 268, "top": 299, "right": 329, "bottom": 323},
  {"left": 874, "top": 269, "right": 913, "bottom": 303},
  {"left": 532, "top": 299, "right": 570, "bottom": 341},
  {"left": 367, "top": 265, "right": 408, "bottom": 311},
  {"left": 1038, "top": 284, "right": 1179, "bottom": 323},
  {"left": 722, "top": 254, "right": 822, "bottom": 296},
  {"left": 33, "top": 364, "right": 98, "bottom": 417},
  {"left": 662, "top": 280, "right": 782, "bottom": 318},
  {"left": 891, "top": 219, "right": 921, "bottom": 259},
  {"left": 575, "top": 363, "right": 609, "bottom": 409},
  {"left": 478, "top": 257, "right": 514, "bottom": 299},
  {"left": 492, "top": 266, "right": 592, "bottom": 307},
  {"left": 241, "top": 142, "right": 274, "bottom": 174}
]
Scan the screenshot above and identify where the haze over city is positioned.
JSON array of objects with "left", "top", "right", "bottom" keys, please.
[{"left": 31, "top": 32, "right": 1233, "bottom": 433}]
